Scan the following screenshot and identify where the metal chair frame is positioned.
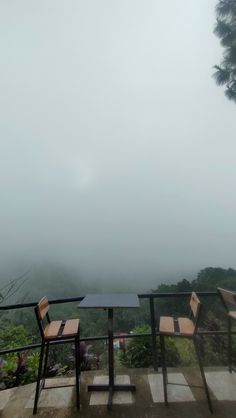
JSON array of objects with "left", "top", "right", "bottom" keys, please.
[
  {"left": 159, "top": 292, "right": 213, "bottom": 413},
  {"left": 33, "top": 296, "right": 80, "bottom": 414}
]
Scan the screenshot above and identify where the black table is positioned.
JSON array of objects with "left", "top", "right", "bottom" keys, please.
[{"left": 79, "top": 293, "right": 140, "bottom": 408}]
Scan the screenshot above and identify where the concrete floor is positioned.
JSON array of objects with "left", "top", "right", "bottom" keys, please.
[{"left": 0, "top": 368, "right": 236, "bottom": 418}]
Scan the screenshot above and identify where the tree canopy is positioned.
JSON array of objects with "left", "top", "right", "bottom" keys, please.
[{"left": 213, "top": 0, "right": 236, "bottom": 102}]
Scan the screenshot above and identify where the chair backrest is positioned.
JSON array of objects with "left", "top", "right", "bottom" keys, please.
[
  {"left": 190, "top": 292, "right": 202, "bottom": 332},
  {"left": 37, "top": 296, "right": 50, "bottom": 319},
  {"left": 35, "top": 296, "right": 50, "bottom": 338},
  {"left": 217, "top": 287, "right": 236, "bottom": 312}
]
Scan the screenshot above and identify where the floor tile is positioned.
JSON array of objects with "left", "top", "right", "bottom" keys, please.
[
  {"left": 206, "top": 371, "right": 236, "bottom": 401},
  {"left": 148, "top": 373, "right": 195, "bottom": 403},
  {"left": 89, "top": 375, "right": 133, "bottom": 405}
]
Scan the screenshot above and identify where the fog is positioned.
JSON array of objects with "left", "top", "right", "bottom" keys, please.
[{"left": 0, "top": 0, "right": 235, "bottom": 288}]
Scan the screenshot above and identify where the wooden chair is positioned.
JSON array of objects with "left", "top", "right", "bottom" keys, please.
[
  {"left": 33, "top": 296, "right": 80, "bottom": 414},
  {"left": 217, "top": 287, "right": 236, "bottom": 373},
  {"left": 159, "top": 291, "right": 213, "bottom": 413}
]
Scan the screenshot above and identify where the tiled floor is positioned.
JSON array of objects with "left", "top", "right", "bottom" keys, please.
[{"left": 1, "top": 369, "right": 236, "bottom": 418}]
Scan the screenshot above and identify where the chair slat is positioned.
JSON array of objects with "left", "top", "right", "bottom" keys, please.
[
  {"left": 37, "top": 296, "right": 49, "bottom": 320},
  {"left": 190, "top": 292, "right": 201, "bottom": 319},
  {"left": 178, "top": 317, "right": 194, "bottom": 336},
  {"left": 159, "top": 316, "right": 174, "bottom": 334},
  {"left": 62, "top": 319, "right": 80, "bottom": 337},
  {"left": 44, "top": 320, "right": 62, "bottom": 339}
]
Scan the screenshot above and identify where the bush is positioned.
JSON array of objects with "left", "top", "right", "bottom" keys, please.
[
  {"left": 0, "top": 325, "right": 39, "bottom": 389},
  {"left": 119, "top": 325, "right": 153, "bottom": 368},
  {"left": 119, "top": 325, "right": 180, "bottom": 368},
  {"left": 174, "top": 338, "right": 197, "bottom": 367}
]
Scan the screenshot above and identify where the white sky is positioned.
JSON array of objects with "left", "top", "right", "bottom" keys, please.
[{"left": 0, "top": 0, "right": 235, "bottom": 286}]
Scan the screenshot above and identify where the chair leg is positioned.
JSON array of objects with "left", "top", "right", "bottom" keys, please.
[
  {"left": 193, "top": 336, "right": 213, "bottom": 413},
  {"left": 160, "top": 335, "right": 168, "bottom": 406},
  {"left": 42, "top": 342, "right": 49, "bottom": 387},
  {"left": 33, "top": 342, "right": 45, "bottom": 415},
  {"left": 228, "top": 317, "right": 232, "bottom": 373},
  {"left": 75, "top": 333, "right": 80, "bottom": 410}
]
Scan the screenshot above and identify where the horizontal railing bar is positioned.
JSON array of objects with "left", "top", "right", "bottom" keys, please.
[
  {"left": 0, "top": 296, "right": 85, "bottom": 311},
  {"left": 139, "top": 291, "right": 217, "bottom": 298},
  {"left": 0, "top": 291, "right": 217, "bottom": 310},
  {"left": 0, "top": 328, "right": 234, "bottom": 356}
]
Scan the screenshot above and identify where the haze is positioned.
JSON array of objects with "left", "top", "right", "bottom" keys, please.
[{"left": 0, "top": 0, "right": 235, "bottom": 288}]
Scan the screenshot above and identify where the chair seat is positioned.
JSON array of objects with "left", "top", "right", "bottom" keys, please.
[
  {"left": 44, "top": 320, "right": 62, "bottom": 339},
  {"left": 178, "top": 317, "right": 194, "bottom": 336},
  {"left": 43, "top": 319, "right": 80, "bottom": 340},
  {"left": 62, "top": 319, "right": 80, "bottom": 337},
  {"left": 159, "top": 316, "right": 174, "bottom": 334},
  {"left": 159, "top": 316, "right": 194, "bottom": 336}
]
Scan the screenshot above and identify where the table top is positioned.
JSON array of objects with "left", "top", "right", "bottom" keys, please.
[{"left": 79, "top": 293, "right": 140, "bottom": 309}]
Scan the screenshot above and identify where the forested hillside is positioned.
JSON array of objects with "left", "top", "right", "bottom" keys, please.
[{"left": 154, "top": 267, "right": 236, "bottom": 293}]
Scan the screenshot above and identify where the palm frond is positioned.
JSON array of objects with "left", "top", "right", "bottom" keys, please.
[
  {"left": 216, "top": 0, "right": 236, "bottom": 17},
  {"left": 214, "top": 18, "right": 233, "bottom": 39},
  {"left": 213, "top": 65, "right": 231, "bottom": 85},
  {"left": 225, "top": 85, "right": 236, "bottom": 102},
  {"left": 214, "top": 0, "right": 236, "bottom": 104},
  {"left": 227, "top": 46, "right": 236, "bottom": 64}
]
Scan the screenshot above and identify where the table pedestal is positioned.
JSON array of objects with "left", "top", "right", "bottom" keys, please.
[{"left": 87, "top": 308, "right": 136, "bottom": 408}]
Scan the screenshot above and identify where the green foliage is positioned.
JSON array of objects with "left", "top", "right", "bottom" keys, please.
[
  {"left": 0, "top": 325, "right": 31, "bottom": 349},
  {"left": 154, "top": 268, "right": 236, "bottom": 295},
  {"left": 119, "top": 325, "right": 180, "bottom": 368},
  {"left": 170, "top": 335, "right": 227, "bottom": 368},
  {"left": 119, "top": 325, "right": 153, "bottom": 368},
  {"left": 0, "top": 352, "right": 39, "bottom": 388},
  {"left": 161, "top": 337, "right": 181, "bottom": 367},
  {"left": 213, "top": 0, "right": 236, "bottom": 102},
  {"left": 0, "top": 325, "right": 39, "bottom": 389},
  {"left": 174, "top": 339, "right": 197, "bottom": 367},
  {"left": 193, "top": 267, "right": 236, "bottom": 291}
]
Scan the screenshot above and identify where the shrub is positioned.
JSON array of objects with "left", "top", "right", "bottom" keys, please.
[
  {"left": 119, "top": 325, "right": 180, "bottom": 368},
  {"left": 0, "top": 325, "right": 39, "bottom": 389}
]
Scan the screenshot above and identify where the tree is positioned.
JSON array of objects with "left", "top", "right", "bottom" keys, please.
[{"left": 213, "top": 0, "right": 236, "bottom": 102}]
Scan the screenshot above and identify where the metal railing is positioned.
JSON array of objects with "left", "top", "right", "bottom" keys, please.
[{"left": 0, "top": 290, "right": 226, "bottom": 371}]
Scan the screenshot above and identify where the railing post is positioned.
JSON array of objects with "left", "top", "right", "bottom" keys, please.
[{"left": 149, "top": 296, "right": 158, "bottom": 371}]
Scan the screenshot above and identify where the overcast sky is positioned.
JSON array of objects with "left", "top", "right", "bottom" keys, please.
[{"left": 0, "top": 0, "right": 235, "bottom": 286}]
